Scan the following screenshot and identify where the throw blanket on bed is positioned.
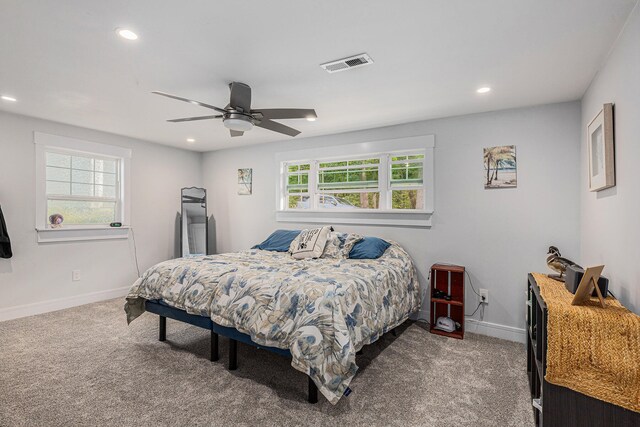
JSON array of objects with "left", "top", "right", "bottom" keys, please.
[
  {"left": 533, "top": 273, "right": 640, "bottom": 413},
  {"left": 125, "top": 243, "right": 420, "bottom": 404}
]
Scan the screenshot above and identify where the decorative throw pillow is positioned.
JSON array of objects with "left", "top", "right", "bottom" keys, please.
[
  {"left": 322, "top": 231, "right": 345, "bottom": 259},
  {"left": 322, "top": 232, "right": 364, "bottom": 259},
  {"left": 348, "top": 237, "right": 392, "bottom": 259},
  {"left": 289, "top": 226, "right": 332, "bottom": 259},
  {"left": 252, "top": 229, "right": 301, "bottom": 252}
]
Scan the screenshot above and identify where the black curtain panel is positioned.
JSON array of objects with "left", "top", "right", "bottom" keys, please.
[{"left": 0, "top": 205, "right": 12, "bottom": 259}]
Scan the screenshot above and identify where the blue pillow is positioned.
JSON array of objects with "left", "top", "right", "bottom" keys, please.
[
  {"left": 349, "top": 237, "right": 391, "bottom": 259},
  {"left": 253, "top": 230, "right": 301, "bottom": 252}
]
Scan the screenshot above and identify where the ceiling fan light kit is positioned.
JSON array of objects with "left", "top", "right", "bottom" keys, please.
[
  {"left": 153, "top": 82, "right": 316, "bottom": 138},
  {"left": 223, "top": 115, "right": 254, "bottom": 132}
]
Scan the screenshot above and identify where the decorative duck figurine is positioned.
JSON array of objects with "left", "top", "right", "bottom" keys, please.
[{"left": 546, "top": 246, "right": 581, "bottom": 281}]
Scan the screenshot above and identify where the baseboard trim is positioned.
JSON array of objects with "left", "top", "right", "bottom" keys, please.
[
  {"left": 412, "top": 309, "right": 526, "bottom": 343},
  {"left": 465, "top": 319, "right": 526, "bottom": 343},
  {"left": 0, "top": 286, "right": 130, "bottom": 322}
]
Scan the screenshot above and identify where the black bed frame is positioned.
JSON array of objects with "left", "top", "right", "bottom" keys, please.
[{"left": 145, "top": 300, "right": 320, "bottom": 403}]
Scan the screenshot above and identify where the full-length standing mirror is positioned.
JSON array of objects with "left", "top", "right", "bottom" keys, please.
[{"left": 181, "top": 187, "right": 208, "bottom": 257}]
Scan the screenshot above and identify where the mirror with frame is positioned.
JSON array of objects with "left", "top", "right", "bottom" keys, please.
[{"left": 181, "top": 187, "right": 208, "bottom": 257}]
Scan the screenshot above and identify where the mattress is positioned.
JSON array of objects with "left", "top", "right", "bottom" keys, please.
[{"left": 125, "top": 243, "right": 420, "bottom": 404}]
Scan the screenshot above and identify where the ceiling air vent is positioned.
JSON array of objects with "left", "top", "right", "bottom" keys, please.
[{"left": 320, "top": 53, "right": 374, "bottom": 73}]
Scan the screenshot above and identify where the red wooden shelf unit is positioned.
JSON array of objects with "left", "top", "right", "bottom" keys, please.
[{"left": 429, "top": 263, "right": 465, "bottom": 339}]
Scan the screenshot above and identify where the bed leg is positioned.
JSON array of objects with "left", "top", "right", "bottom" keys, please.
[
  {"left": 391, "top": 328, "right": 397, "bottom": 337},
  {"left": 159, "top": 316, "right": 166, "bottom": 342},
  {"left": 229, "top": 339, "right": 238, "bottom": 370},
  {"left": 211, "top": 331, "right": 219, "bottom": 362},
  {"left": 308, "top": 376, "right": 318, "bottom": 404}
]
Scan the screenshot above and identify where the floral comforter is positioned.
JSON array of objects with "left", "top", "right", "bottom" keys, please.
[{"left": 124, "top": 243, "right": 420, "bottom": 404}]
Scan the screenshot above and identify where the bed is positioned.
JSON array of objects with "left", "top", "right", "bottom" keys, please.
[{"left": 125, "top": 241, "right": 420, "bottom": 404}]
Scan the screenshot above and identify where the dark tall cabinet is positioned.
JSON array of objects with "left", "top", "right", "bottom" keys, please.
[{"left": 526, "top": 274, "right": 639, "bottom": 426}]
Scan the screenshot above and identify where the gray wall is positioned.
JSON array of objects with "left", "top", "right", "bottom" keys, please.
[
  {"left": 580, "top": 3, "right": 640, "bottom": 313},
  {"left": 203, "top": 102, "right": 582, "bottom": 335},
  {"left": 0, "top": 111, "right": 202, "bottom": 315}
]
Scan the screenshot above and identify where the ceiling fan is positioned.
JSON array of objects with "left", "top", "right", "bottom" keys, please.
[{"left": 152, "top": 82, "right": 317, "bottom": 138}]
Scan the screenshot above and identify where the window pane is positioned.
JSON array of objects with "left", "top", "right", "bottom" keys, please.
[
  {"left": 46, "top": 181, "right": 70, "bottom": 195},
  {"left": 391, "top": 162, "right": 423, "bottom": 186},
  {"left": 72, "top": 169, "right": 93, "bottom": 184},
  {"left": 319, "top": 160, "right": 347, "bottom": 168},
  {"left": 47, "top": 200, "right": 116, "bottom": 225},
  {"left": 318, "top": 193, "right": 379, "bottom": 209},
  {"left": 95, "top": 172, "right": 116, "bottom": 186},
  {"left": 72, "top": 183, "right": 93, "bottom": 196},
  {"left": 288, "top": 195, "right": 308, "bottom": 209},
  {"left": 286, "top": 171, "right": 309, "bottom": 194},
  {"left": 72, "top": 156, "right": 94, "bottom": 171},
  {"left": 392, "top": 190, "right": 424, "bottom": 210},
  {"left": 318, "top": 166, "right": 378, "bottom": 191},
  {"left": 46, "top": 152, "right": 70, "bottom": 168},
  {"left": 46, "top": 166, "right": 70, "bottom": 182},
  {"left": 391, "top": 155, "right": 407, "bottom": 162},
  {"left": 95, "top": 159, "right": 116, "bottom": 173},
  {"left": 95, "top": 185, "right": 116, "bottom": 198}
]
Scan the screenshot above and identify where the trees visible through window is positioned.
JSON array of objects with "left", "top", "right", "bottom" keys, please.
[{"left": 282, "top": 152, "right": 426, "bottom": 211}]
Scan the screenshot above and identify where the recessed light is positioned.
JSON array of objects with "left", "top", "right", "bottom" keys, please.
[
  {"left": 117, "top": 28, "right": 138, "bottom": 40},
  {"left": 1, "top": 95, "right": 17, "bottom": 102},
  {"left": 306, "top": 117, "right": 316, "bottom": 122},
  {"left": 477, "top": 87, "right": 491, "bottom": 94},
  {"left": 186, "top": 138, "right": 195, "bottom": 143}
]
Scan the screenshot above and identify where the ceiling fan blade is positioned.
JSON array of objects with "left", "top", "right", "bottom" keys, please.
[
  {"left": 252, "top": 109, "right": 317, "bottom": 120},
  {"left": 255, "top": 119, "right": 301, "bottom": 137},
  {"left": 229, "top": 82, "right": 252, "bottom": 113},
  {"left": 152, "top": 91, "right": 227, "bottom": 114},
  {"left": 230, "top": 130, "right": 244, "bottom": 137},
  {"left": 167, "top": 115, "right": 223, "bottom": 122}
]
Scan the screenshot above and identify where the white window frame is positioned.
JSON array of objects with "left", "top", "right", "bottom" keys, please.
[
  {"left": 276, "top": 135, "right": 435, "bottom": 227},
  {"left": 34, "top": 132, "right": 132, "bottom": 242}
]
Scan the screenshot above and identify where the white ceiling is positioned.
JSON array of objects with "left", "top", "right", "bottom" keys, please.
[{"left": 0, "top": 0, "right": 637, "bottom": 151}]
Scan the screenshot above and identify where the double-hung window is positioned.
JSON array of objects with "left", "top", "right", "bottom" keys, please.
[
  {"left": 45, "top": 151, "right": 121, "bottom": 225},
  {"left": 277, "top": 135, "right": 435, "bottom": 226},
  {"left": 35, "top": 132, "right": 131, "bottom": 242}
]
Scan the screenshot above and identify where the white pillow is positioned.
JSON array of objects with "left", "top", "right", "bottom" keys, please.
[{"left": 289, "top": 226, "right": 332, "bottom": 259}]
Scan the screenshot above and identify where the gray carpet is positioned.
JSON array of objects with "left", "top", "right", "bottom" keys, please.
[{"left": 0, "top": 299, "right": 534, "bottom": 427}]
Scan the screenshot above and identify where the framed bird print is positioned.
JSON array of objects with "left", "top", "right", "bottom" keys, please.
[{"left": 587, "top": 103, "right": 615, "bottom": 192}]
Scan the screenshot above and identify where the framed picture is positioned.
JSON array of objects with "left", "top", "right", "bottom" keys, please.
[
  {"left": 238, "top": 168, "right": 252, "bottom": 195},
  {"left": 588, "top": 103, "right": 615, "bottom": 192},
  {"left": 484, "top": 145, "right": 517, "bottom": 189}
]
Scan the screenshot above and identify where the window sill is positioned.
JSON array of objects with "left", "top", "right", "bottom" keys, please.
[
  {"left": 275, "top": 210, "right": 432, "bottom": 228},
  {"left": 35, "top": 226, "right": 130, "bottom": 243}
]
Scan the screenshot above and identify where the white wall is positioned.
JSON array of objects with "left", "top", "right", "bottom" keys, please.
[
  {"left": 580, "top": 3, "right": 640, "bottom": 313},
  {"left": 0, "top": 111, "right": 202, "bottom": 318},
  {"left": 203, "top": 102, "right": 582, "bottom": 338}
]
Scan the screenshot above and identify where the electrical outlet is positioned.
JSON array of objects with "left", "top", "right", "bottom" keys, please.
[
  {"left": 72, "top": 270, "right": 81, "bottom": 281},
  {"left": 479, "top": 288, "right": 489, "bottom": 304}
]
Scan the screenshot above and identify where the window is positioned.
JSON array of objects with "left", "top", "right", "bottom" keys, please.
[
  {"left": 282, "top": 152, "right": 425, "bottom": 211},
  {"left": 35, "top": 132, "right": 131, "bottom": 242},
  {"left": 45, "top": 151, "right": 121, "bottom": 225},
  {"left": 390, "top": 155, "right": 425, "bottom": 210},
  {"left": 276, "top": 135, "right": 434, "bottom": 227}
]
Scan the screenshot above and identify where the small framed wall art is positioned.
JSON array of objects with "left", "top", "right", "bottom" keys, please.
[
  {"left": 587, "top": 103, "right": 615, "bottom": 192},
  {"left": 483, "top": 145, "right": 517, "bottom": 189},
  {"left": 238, "top": 168, "right": 252, "bottom": 195}
]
